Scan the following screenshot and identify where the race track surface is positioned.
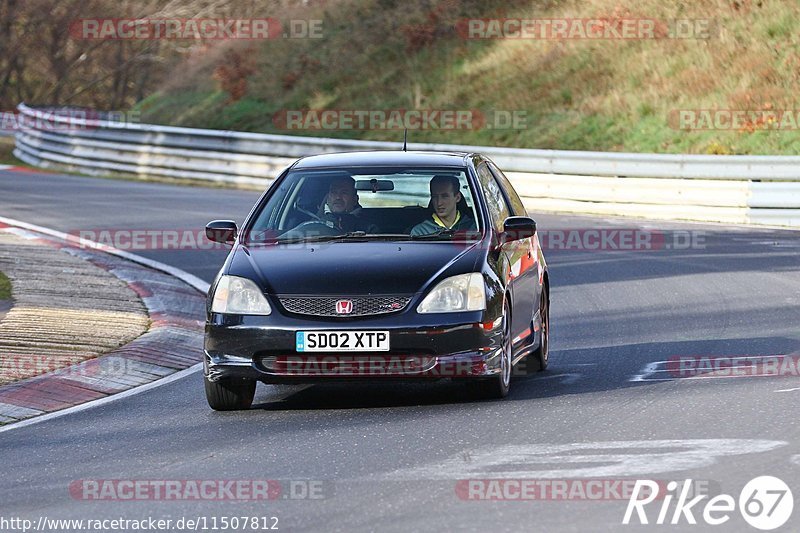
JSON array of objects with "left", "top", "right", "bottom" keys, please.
[{"left": 1, "top": 169, "right": 799, "bottom": 532}]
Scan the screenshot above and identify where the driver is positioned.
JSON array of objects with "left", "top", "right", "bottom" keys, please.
[{"left": 321, "top": 176, "right": 378, "bottom": 233}]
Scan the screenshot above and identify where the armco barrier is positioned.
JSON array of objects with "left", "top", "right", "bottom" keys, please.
[{"left": 12, "top": 103, "right": 800, "bottom": 227}]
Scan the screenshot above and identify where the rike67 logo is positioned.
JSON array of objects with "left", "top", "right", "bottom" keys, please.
[{"left": 623, "top": 476, "right": 793, "bottom": 530}]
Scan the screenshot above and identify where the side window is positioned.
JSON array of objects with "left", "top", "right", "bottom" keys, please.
[
  {"left": 477, "top": 163, "right": 510, "bottom": 231},
  {"left": 488, "top": 162, "right": 526, "bottom": 216}
]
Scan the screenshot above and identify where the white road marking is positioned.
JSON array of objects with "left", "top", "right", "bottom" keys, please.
[
  {"left": 630, "top": 360, "right": 667, "bottom": 382},
  {"left": 0, "top": 216, "right": 210, "bottom": 293},
  {"left": 630, "top": 355, "right": 797, "bottom": 382},
  {"left": 0, "top": 216, "right": 210, "bottom": 433},
  {"left": 383, "top": 439, "right": 786, "bottom": 480},
  {"left": 775, "top": 387, "right": 800, "bottom": 393}
]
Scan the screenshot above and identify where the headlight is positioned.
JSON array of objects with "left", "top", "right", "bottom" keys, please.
[
  {"left": 417, "top": 273, "right": 486, "bottom": 313},
  {"left": 211, "top": 275, "right": 272, "bottom": 315}
]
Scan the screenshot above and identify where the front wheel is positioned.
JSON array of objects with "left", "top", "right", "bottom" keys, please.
[
  {"left": 469, "top": 301, "right": 512, "bottom": 400},
  {"left": 204, "top": 375, "right": 256, "bottom": 411}
]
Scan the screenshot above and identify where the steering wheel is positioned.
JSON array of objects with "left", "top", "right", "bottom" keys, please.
[{"left": 279, "top": 221, "right": 341, "bottom": 240}]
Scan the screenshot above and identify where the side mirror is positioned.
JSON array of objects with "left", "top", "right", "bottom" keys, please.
[
  {"left": 205, "top": 220, "right": 238, "bottom": 244},
  {"left": 500, "top": 216, "right": 537, "bottom": 243}
]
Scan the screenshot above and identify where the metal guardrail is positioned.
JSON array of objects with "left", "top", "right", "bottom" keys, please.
[{"left": 12, "top": 103, "right": 800, "bottom": 227}]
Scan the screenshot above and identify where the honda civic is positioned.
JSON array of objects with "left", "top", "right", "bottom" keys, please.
[{"left": 203, "top": 150, "right": 549, "bottom": 410}]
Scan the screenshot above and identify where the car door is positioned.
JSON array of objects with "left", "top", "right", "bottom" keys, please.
[
  {"left": 476, "top": 162, "right": 534, "bottom": 345},
  {"left": 488, "top": 161, "right": 540, "bottom": 337}
]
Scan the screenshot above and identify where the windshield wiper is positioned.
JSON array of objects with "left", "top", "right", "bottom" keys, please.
[
  {"left": 326, "top": 232, "right": 420, "bottom": 242},
  {"left": 245, "top": 234, "right": 342, "bottom": 245},
  {"left": 265, "top": 232, "right": 405, "bottom": 244},
  {"left": 250, "top": 231, "right": 445, "bottom": 245},
  {"left": 409, "top": 228, "right": 458, "bottom": 240}
]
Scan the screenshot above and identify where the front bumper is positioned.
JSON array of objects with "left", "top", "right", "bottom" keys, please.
[{"left": 204, "top": 311, "right": 504, "bottom": 383}]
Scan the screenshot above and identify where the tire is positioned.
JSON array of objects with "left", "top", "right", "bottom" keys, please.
[
  {"left": 469, "top": 301, "right": 512, "bottom": 400},
  {"left": 204, "top": 375, "right": 256, "bottom": 411},
  {"left": 530, "top": 288, "right": 549, "bottom": 372}
]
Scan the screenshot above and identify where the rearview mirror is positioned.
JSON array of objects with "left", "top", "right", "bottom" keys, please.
[
  {"left": 500, "top": 216, "right": 537, "bottom": 242},
  {"left": 205, "top": 220, "right": 238, "bottom": 244},
  {"left": 356, "top": 179, "right": 394, "bottom": 192}
]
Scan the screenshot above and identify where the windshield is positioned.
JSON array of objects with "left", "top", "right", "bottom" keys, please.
[{"left": 245, "top": 166, "right": 483, "bottom": 243}]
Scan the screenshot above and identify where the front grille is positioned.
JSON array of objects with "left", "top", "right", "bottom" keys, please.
[{"left": 277, "top": 296, "right": 412, "bottom": 317}]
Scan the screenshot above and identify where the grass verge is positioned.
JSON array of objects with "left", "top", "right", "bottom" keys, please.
[
  {"left": 0, "top": 271, "right": 12, "bottom": 300},
  {"left": 0, "top": 137, "right": 23, "bottom": 166},
  {"left": 134, "top": 0, "right": 800, "bottom": 155}
]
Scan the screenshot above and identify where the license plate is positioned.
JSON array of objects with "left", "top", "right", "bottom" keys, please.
[{"left": 296, "top": 331, "right": 390, "bottom": 352}]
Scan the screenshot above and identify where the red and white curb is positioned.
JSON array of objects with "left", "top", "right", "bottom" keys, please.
[
  {"left": 0, "top": 216, "right": 210, "bottom": 432},
  {"left": 0, "top": 165, "right": 44, "bottom": 173}
]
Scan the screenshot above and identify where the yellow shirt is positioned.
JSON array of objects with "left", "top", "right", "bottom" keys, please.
[{"left": 432, "top": 211, "right": 461, "bottom": 229}]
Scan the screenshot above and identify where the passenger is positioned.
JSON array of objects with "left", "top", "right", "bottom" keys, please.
[{"left": 410, "top": 175, "right": 476, "bottom": 236}]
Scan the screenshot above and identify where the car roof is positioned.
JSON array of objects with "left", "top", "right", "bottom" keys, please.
[{"left": 290, "top": 150, "right": 473, "bottom": 169}]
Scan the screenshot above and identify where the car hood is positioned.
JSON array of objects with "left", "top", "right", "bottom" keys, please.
[{"left": 228, "top": 241, "right": 483, "bottom": 296}]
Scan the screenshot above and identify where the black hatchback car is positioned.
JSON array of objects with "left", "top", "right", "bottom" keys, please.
[{"left": 203, "top": 151, "right": 549, "bottom": 410}]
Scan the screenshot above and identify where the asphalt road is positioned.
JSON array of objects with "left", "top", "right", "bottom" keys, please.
[{"left": 1, "top": 169, "right": 800, "bottom": 532}]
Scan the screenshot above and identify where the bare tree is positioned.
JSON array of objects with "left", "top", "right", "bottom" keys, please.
[{"left": 0, "top": 0, "right": 272, "bottom": 110}]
